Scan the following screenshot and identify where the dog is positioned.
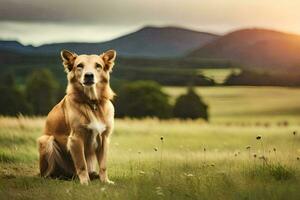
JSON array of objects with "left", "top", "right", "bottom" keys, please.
[{"left": 37, "top": 49, "right": 116, "bottom": 185}]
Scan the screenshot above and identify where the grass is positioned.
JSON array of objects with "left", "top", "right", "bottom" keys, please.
[
  {"left": 1, "top": 86, "right": 300, "bottom": 199},
  {"left": 197, "top": 68, "right": 240, "bottom": 84},
  {"left": 165, "top": 86, "right": 300, "bottom": 123}
]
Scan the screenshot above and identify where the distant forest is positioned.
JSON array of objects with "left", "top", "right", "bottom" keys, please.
[{"left": 1, "top": 52, "right": 300, "bottom": 87}]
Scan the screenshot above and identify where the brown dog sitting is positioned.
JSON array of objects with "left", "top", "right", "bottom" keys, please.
[{"left": 37, "top": 49, "right": 116, "bottom": 184}]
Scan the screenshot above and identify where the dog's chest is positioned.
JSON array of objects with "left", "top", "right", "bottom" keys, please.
[
  {"left": 85, "top": 120, "right": 106, "bottom": 150},
  {"left": 87, "top": 120, "right": 106, "bottom": 134}
]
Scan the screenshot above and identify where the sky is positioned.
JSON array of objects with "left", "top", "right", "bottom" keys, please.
[{"left": 1, "top": 0, "right": 300, "bottom": 46}]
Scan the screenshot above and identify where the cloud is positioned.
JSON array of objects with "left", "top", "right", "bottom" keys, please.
[
  {"left": 0, "top": 21, "right": 140, "bottom": 45},
  {"left": 0, "top": 0, "right": 171, "bottom": 24},
  {"left": 1, "top": 0, "right": 300, "bottom": 28},
  {"left": 1, "top": 0, "right": 300, "bottom": 45},
  {"left": 0, "top": 0, "right": 108, "bottom": 23},
  {"left": 0, "top": 0, "right": 281, "bottom": 26}
]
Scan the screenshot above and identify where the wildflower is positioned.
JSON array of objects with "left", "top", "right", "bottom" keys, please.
[
  {"left": 282, "top": 121, "right": 288, "bottom": 126},
  {"left": 66, "top": 189, "right": 71, "bottom": 194},
  {"left": 211, "top": 164, "right": 215, "bottom": 167},
  {"left": 234, "top": 153, "right": 238, "bottom": 157},
  {"left": 273, "top": 148, "right": 276, "bottom": 152},
  {"left": 155, "top": 186, "right": 164, "bottom": 196},
  {"left": 246, "top": 145, "right": 251, "bottom": 150},
  {"left": 203, "top": 148, "right": 206, "bottom": 152},
  {"left": 259, "top": 155, "right": 267, "bottom": 161},
  {"left": 139, "top": 170, "right": 145, "bottom": 175},
  {"left": 293, "top": 131, "right": 297, "bottom": 136},
  {"left": 264, "top": 122, "right": 270, "bottom": 128},
  {"left": 160, "top": 136, "right": 164, "bottom": 141},
  {"left": 253, "top": 153, "right": 257, "bottom": 158},
  {"left": 184, "top": 173, "right": 194, "bottom": 177},
  {"left": 297, "top": 157, "right": 300, "bottom": 161},
  {"left": 256, "top": 135, "right": 262, "bottom": 140},
  {"left": 100, "top": 187, "right": 106, "bottom": 192},
  {"left": 154, "top": 147, "right": 158, "bottom": 151}
]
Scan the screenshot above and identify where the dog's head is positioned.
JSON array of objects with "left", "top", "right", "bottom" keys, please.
[{"left": 61, "top": 49, "right": 116, "bottom": 100}]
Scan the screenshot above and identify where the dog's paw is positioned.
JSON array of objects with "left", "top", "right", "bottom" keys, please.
[
  {"left": 79, "top": 175, "right": 90, "bottom": 185},
  {"left": 80, "top": 178, "right": 90, "bottom": 185},
  {"left": 101, "top": 178, "right": 115, "bottom": 185},
  {"left": 105, "top": 179, "right": 115, "bottom": 185}
]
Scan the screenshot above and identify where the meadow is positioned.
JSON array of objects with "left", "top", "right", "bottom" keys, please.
[
  {"left": 0, "top": 86, "right": 300, "bottom": 200},
  {"left": 197, "top": 68, "right": 240, "bottom": 84}
]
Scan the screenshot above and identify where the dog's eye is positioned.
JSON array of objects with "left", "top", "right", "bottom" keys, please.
[
  {"left": 77, "top": 63, "right": 84, "bottom": 68},
  {"left": 95, "top": 63, "right": 102, "bottom": 69}
]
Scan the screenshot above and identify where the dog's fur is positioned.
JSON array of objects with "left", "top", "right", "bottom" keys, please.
[{"left": 37, "top": 49, "right": 116, "bottom": 184}]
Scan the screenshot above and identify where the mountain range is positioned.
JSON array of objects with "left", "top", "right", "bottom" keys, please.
[
  {"left": 0, "top": 26, "right": 218, "bottom": 58},
  {"left": 1, "top": 26, "right": 300, "bottom": 70},
  {"left": 189, "top": 28, "right": 300, "bottom": 69}
]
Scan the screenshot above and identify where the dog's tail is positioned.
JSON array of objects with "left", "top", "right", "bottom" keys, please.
[{"left": 37, "top": 135, "right": 74, "bottom": 178}]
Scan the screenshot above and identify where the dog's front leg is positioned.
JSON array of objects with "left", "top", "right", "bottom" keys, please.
[
  {"left": 96, "top": 131, "right": 113, "bottom": 184},
  {"left": 68, "top": 133, "right": 90, "bottom": 185}
]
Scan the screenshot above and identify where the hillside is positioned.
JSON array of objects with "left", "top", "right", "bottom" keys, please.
[
  {"left": 0, "top": 26, "right": 218, "bottom": 58},
  {"left": 189, "top": 28, "right": 300, "bottom": 69}
]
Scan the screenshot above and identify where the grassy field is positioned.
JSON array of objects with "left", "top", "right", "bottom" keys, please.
[
  {"left": 165, "top": 86, "right": 300, "bottom": 123},
  {"left": 1, "top": 86, "right": 300, "bottom": 200},
  {"left": 197, "top": 68, "right": 240, "bottom": 84}
]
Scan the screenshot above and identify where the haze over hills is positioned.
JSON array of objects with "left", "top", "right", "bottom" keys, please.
[
  {"left": 2, "top": 26, "right": 300, "bottom": 72},
  {"left": 189, "top": 28, "right": 300, "bottom": 69},
  {"left": 0, "top": 26, "right": 219, "bottom": 58}
]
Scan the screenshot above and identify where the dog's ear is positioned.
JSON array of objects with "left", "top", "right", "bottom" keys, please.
[
  {"left": 60, "top": 49, "right": 77, "bottom": 72},
  {"left": 101, "top": 50, "right": 116, "bottom": 72}
]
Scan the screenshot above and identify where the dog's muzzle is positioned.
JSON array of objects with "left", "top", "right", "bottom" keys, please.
[{"left": 83, "top": 73, "right": 94, "bottom": 85}]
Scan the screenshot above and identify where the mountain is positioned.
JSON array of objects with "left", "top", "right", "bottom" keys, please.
[
  {"left": 0, "top": 40, "right": 35, "bottom": 54},
  {"left": 37, "top": 26, "right": 218, "bottom": 57},
  {"left": 0, "top": 26, "right": 218, "bottom": 58},
  {"left": 188, "top": 28, "right": 300, "bottom": 69}
]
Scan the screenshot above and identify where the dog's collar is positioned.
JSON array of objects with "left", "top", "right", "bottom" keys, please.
[
  {"left": 67, "top": 92, "right": 100, "bottom": 111},
  {"left": 87, "top": 99, "right": 99, "bottom": 111}
]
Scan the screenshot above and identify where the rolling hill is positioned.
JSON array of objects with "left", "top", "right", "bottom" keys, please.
[
  {"left": 0, "top": 26, "right": 218, "bottom": 58},
  {"left": 188, "top": 28, "right": 300, "bottom": 70},
  {"left": 2, "top": 26, "right": 300, "bottom": 86}
]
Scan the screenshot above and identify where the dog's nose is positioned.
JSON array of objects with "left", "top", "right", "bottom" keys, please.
[{"left": 84, "top": 73, "right": 94, "bottom": 84}]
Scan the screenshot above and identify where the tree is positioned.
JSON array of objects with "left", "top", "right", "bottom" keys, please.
[
  {"left": 25, "top": 69, "right": 59, "bottom": 115},
  {"left": 0, "top": 73, "right": 31, "bottom": 115},
  {"left": 173, "top": 86, "right": 209, "bottom": 120},
  {"left": 115, "top": 81, "right": 172, "bottom": 118}
]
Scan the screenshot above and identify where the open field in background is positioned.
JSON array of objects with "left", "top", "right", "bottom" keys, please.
[
  {"left": 165, "top": 86, "right": 300, "bottom": 123},
  {"left": 197, "top": 68, "right": 241, "bottom": 84},
  {"left": 1, "top": 86, "right": 300, "bottom": 200}
]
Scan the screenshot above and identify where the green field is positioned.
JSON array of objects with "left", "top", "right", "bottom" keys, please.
[
  {"left": 165, "top": 86, "right": 300, "bottom": 123},
  {"left": 197, "top": 68, "right": 240, "bottom": 84},
  {"left": 1, "top": 86, "right": 300, "bottom": 200}
]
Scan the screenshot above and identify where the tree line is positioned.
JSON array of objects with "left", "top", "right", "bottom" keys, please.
[{"left": 0, "top": 69, "right": 209, "bottom": 121}]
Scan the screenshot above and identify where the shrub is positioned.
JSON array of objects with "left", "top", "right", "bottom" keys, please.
[
  {"left": 115, "top": 81, "right": 172, "bottom": 118},
  {"left": 224, "top": 69, "right": 300, "bottom": 86},
  {"left": 173, "top": 87, "right": 208, "bottom": 120}
]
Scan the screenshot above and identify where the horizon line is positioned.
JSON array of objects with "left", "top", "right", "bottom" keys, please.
[{"left": 1, "top": 24, "right": 299, "bottom": 47}]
